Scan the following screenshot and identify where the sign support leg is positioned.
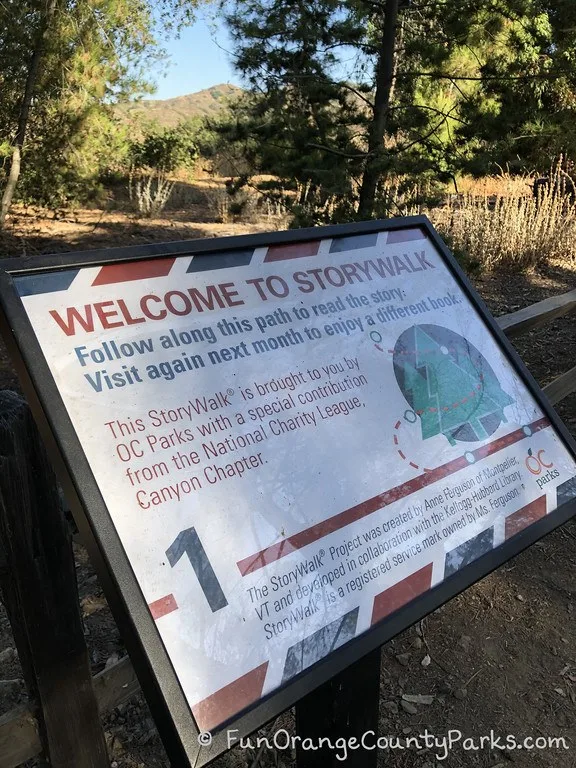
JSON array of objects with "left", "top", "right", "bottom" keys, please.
[
  {"left": 294, "top": 648, "right": 381, "bottom": 768},
  {"left": 0, "top": 391, "right": 109, "bottom": 768}
]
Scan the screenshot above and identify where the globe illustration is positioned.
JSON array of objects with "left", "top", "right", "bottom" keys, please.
[{"left": 393, "top": 324, "right": 514, "bottom": 445}]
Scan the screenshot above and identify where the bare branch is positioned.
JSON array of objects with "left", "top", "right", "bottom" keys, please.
[
  {"left": 305, "top": 142, "right": 368, "bottom": 159},
  {"left": 397, "top": 70, "right": 573, "bottom": 82},
  {"left": 390, "top": 103, "right": 469, "bottom": 124},
  {"left": 393, "top": 105, "right": 461, "bottom": 153}
]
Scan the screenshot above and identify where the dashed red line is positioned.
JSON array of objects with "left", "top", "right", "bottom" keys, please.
[
  {"left": 395, "top": 417, "right": 426, "bottom": 471},
  {"left": 412, "top": 382, "right": 483, "bottom": 416},
  {"left": 375, "top": 341, "right": 485, "bottom": 416}
]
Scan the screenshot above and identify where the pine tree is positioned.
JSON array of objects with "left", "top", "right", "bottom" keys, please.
[
  {"left": 219, "top": 0, "right": 576, "bottom": 222},
  {"left": 217, "top": 0, "right": 371, "bottom": 224}
]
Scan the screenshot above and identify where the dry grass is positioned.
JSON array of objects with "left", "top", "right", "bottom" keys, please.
[
  {"left": 456, "top": 172, "right": 533, "bottom": 198},
  {"left": 5, "top": 164, "right": 576, "bottom": 273},
  {"left": 200, "top": 180, "right": 290, "bottom": 226},
  {"left": 380, "top": 163, "right": 576, "bottom": 272},
  {"left": 128, "top": 170, "right": 175, "bottom": 218},
  {"left": 431, "top": 194, "right": 576, "bottom": 273}
]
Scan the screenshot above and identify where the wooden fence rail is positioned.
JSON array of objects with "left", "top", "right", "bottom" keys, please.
[
  {"left": 0, "top": 288, "right": 575, "bottom": 768},
  {"left": 496, "top": 287, "right": 576, "bottom": 338},
  {"left": 0, "top": 656, "right": 139, "bottom": 768}
]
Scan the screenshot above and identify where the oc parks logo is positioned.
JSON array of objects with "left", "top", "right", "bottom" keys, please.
[{"left": 525, "top": 448, "right": 560, "bottom": 489}]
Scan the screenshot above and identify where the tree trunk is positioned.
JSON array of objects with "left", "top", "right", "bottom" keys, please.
[
  {"left": 357, "top": 0, "right": 400, "bottom": 220},
  {"left": 0, "top": 0, "right": 58, "bottom": 228}
]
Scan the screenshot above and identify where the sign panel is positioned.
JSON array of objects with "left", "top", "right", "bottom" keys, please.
[{"left": 1, "top": 217, "right": 576, "bottom": 765}]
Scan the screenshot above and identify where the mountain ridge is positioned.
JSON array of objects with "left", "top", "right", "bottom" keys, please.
[{"left": 115, "top": 84, "right": 242, "bottom": 128}]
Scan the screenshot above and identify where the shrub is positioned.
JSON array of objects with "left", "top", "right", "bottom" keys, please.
[
  {"left": 128, "top": 170, "right": 174, "bottom": 218},
  {"left": 128, "top": 124, "right": 198, "bottom": 217},
  {"left": 129, "top": 125, "right": 198, "bottom": 174},
  {"left": 430, "top": 166, "right": 576, "bottom": 272}
]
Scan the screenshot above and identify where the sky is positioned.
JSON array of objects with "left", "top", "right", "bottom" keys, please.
[
  {"left": 150, "top": 13, "right": 242, "bottom": 100},
  {"left": 148, "top": 9, "right": 363, "bottom": 100}
]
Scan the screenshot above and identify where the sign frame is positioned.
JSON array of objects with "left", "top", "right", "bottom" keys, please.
[{"left": 1, "top": 214, "right": 575, "bottom": 766}]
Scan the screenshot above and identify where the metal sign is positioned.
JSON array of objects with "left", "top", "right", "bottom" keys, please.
[{"left": 1, "top": 216, "right": 575, "bottom": 766}]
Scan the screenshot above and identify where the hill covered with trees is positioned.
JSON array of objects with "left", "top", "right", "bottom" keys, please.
[{"left": 115, "top": 84, "right": 243, "bottom": 128}]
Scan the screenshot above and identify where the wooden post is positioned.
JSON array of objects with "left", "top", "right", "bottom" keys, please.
[
  {"left": 295, "top": 648, "right": 381, "bottom": 768},
  {"left": 0, "top": 391, "right": 109, "bottom": 768}
]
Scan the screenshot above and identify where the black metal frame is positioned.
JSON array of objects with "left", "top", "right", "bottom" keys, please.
[{"left": 1, "top": 215, "right": 575, "bottom": 766}]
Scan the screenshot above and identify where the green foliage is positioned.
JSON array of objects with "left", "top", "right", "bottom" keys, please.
[
  {"left": 130, "top": 124, "right": 199, "bottom": 173},
  {"left": 453, "top": 2, "right": 576, "bottom": 172},
  {"left": 3, "top": 0, "right": 576, "bottom": 217},
  {"left": 17, "top": 105, "right": 133, "bottom": 208},
  {"left": 185, "top": 117, "right": 222, "bottom": 160},
  {"left": 219, "top": 0, "right": 576, "bottom": 224},
  {"left": 216, "top": 0, "right": 372, "bottom": 225},
  {"left": 0, "top": 0, "right": 202, "bottom": 211}
]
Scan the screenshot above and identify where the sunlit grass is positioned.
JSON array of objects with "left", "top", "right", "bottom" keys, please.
[{"left": 431, "top": 170, "right": 576, "bottom": 271}]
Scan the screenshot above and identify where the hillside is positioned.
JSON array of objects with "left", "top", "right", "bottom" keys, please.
[{"left": 115, "top": 83, "right": 242, "bottom": 128}]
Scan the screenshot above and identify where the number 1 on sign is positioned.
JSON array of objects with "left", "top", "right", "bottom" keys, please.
[{"left": 166, "top": 528, "right": 228, "bottom": 612}]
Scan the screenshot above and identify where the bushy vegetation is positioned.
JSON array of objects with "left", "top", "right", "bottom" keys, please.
[
  {"left": 2, "top": 1, "right": 576, "bottom": 274},
  {"left": 0, "top": 0, "right": 201, "bottom": 221},
  {"left": 127, "top": 123, "right": 199, "bottom": 216},
  {"left": 431, "top": 172, "right": 576, "bottom": 273},
  {"left": 212, "top": 0, "right": 576, "bottom": 226}
]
